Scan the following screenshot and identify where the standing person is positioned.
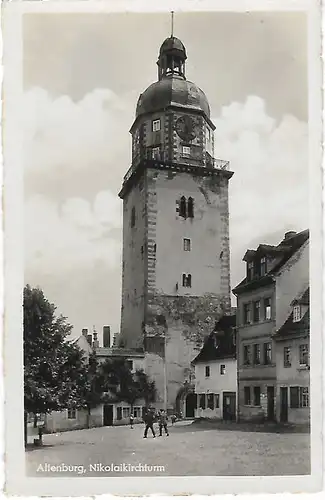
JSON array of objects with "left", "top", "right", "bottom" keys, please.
[
  {"left": 158, "top": 410, "right": 169, "bottom": 437},
  {"left": 171, "top": 414, "right": 176, "bottom": 426},
  {"left": 143, "top": 408, "right": 156, "bottom": 438},
  {"left": 130, "top": 413, "right": 134, "bottom": 429}
]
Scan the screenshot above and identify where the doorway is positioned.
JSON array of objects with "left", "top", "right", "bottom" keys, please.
[
  {"left": 267, "top": 386, "right": 275, "bottom": 421},
  {"left": 222, "top": 392, "right": 236, "bottom": 421},
  {"left": 185, "top": 393, "right": 196, "bottom": 418},
  {"left": 280, "top": 387, "right": 288, "bottom": 423},
  {"left": 103, "top": 404, "right": 113, "bottom": 426}
]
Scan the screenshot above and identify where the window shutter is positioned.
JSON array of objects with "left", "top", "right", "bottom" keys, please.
[{"left": 290, "top": 387, "right": 299, "bottom": 408}]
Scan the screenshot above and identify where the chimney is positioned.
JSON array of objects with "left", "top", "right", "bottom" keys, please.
[
  {"left": 86, "top": 334, "right": 93, "bottom": 346},
  {"left": 103, "top": 326, "right": 111, "bottom": 347},
  {"left": 284, "top": 231, "right": 297, "bottom": 240},
  {"left": 82, "top": 328, "right": 88, "bottom": 337},
  {"left": 92, "top": 326, "right": 99, "bottom": 348}
]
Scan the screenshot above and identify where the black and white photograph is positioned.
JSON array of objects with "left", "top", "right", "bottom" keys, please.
[{"left": 2, "top": 0, "right": 323, "bottom": 496}]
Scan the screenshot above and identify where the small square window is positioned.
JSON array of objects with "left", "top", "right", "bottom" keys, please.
[
  {"left": 293, "top": 305, "right": 301, "bottom": 322},
  {"left": 205, "top": 365, "right": 210, "bottom": 377},
  {"left": 152, "top": 119, "right": 161, "bottom": 132},
  {"left": 220, "top": 364, "right": 226, "bottom": 375},
  {"left": 182, "top": 146, "right": 191, "bottom": 156},
  {"left": 183, "top": 238, "right": 191, "bottom": 251}
]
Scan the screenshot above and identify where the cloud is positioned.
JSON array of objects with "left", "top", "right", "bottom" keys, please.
[{"left": 213, "top": 96, "right": 308, "bottom": 291}]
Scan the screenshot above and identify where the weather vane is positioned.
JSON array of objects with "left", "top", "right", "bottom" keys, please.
[{"left": 171, "top": 11, "right": 174, "bottom": 37}]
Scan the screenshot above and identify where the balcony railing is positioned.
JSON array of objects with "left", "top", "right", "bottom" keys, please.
[{"left": 123, "top": 149, "right": 229, "bottom": 183}]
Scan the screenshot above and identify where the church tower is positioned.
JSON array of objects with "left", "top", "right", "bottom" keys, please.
[{"left": 119, "top": 31, "right": 233, "bottom": 412}]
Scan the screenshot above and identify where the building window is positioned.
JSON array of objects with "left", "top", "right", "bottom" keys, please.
[
  {"left": 243, "top": 345, "right": 251, "bottom": 365},
  {"left": 67, "top": 408, "right": 76, "bottom": 419},
  {"left": 131, "top": 206, "right": 136, "bottom": 228},
  {"left": 205, "top": 366, "right": 210, "bottom": 378},
  {"left": 264, "top": 298, "right": 272, "bottom": 320},
  {"left": 151, "top": 147, "right": 160, "bottom": 159},
  {"left": 253, "top": 387, "right": 261, "bottom": 406},
  {"left": 299, "top": 344, "right": 309, "bottom": 366},
  {"left": 247, "top": 261, "right": 254, "bottom": 281},
  {"left": 183, "top": 238, "right": 191, "bottom": 251},
  {"left": 188, "top": 197, "right": 194, "bottom": 218},
  {"left": 220, "top": 364, "right": 226, "bottom": 375},
  {"left": 199, "top": 394, "right": 206, "bottom": 409},
  {"left": 215, "top": 394, "right": 220, "bottom": 408},
  {"left": 126, "top": 360, "right": 133, "bottom": 371},
  {"left": 260, "top": 256, "right": 267, "bottom": 276},
  {"left": 116, "top": 407, "right": 122, "bottom": 420},
  {"left": 290, "top": 387, "right": 309, "bottom": 408},
  {"left": 253, "top": 344, "right": 261, "bottom": 365},
  {"left": 182, "top": 146, "right": 191, "bottom": 156},
  {"left": 179, "top": 196, "right": 187, "bottom": 218},
  {"left": 182, "top": 273, "right": 192, "bottom": 288},
  {"left": 133, "top": 407, "right": 142, "bottom": 418},
  {"left": 264, "top": 342, "right": 272, "bottom": 365},
  {"left": 293, "top": 305, "right": 301, "bottom": 322},
  {"left": 207, "top": 127, "right": 211, "bottom": 142},
  {"left": 152, "top": 119, "right": 161, "bottom": 132},
  {"left": 207, "top": 394, "right": 214, "bottom": 410},
  {"left": 284, "top": 347, "right": 291, "bottom": 367},
  {"left": 244, "top": 386, "right": 251, "bottom": 405},
  {"left": 253, "top": 300, "right": 260, "bottom": 322},
  {"left": 122, "top": 407, "right": 131, "bottom": 419},
  {"left": 243, "top": 303, "right": 251, "bottom": 324}
]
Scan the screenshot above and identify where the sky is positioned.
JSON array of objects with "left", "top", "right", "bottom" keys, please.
[{"left": 23, "top": 11, "right": 309, "bottom": 340}]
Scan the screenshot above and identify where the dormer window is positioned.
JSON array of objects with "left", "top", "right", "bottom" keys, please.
[
  {"left": 293, "top": 305, "right": 301, "bottom": 322},
  {"left": 260, "top": 256, "right": 267, "bottom": 276},
  {"left": 247, "top": 261, "right": 254, "bottom": 281}
]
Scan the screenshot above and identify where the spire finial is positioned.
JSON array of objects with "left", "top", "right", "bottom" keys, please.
[{"left": 171, "top": 11, "right": 174, "bottom": 37}]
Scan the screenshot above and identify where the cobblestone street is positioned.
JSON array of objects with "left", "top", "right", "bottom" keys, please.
[{"left": 26, "top": 421, "right": 310, "bottom": 477}]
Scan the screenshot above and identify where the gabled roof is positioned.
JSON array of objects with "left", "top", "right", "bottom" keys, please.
[
  {"left": 274, "top": 287, "right": 310, "bottom": 339},
  {"left": 192, "top": 315, "right": 236, "bottom": 364},
  {"left": 233, "top": 229, "right": 309, "bottom": 295}
]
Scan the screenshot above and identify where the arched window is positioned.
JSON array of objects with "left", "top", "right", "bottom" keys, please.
[
  {"left": 188, "top": 197, "right": 194, "bottom": 218},
  {"left": 179, "top": 196, "right": 187, "bottom": 218}
]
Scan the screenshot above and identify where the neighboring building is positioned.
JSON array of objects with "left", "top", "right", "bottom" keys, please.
[
  {"left": 94, "top": 347, "right": 145, "bottom": 372},
  {"left": 273, "top": 288, "right": 310, "bottom": 424},
  {"left": 118, "top": 33, "right": 233, "bottom": 411},
  {"left": 233, "top": 229, "right": 309, "bottom": 422},
  {"left": 192, "top": 315, "right": 237, "bottom": 420}
]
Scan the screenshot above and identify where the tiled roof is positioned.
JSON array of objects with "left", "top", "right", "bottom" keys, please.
[
  {"left": 233, "top": 229, "right": 309, "bottom": 295},
  {"left": 192, "top": 315, "right": 236, "bottom": 364}
]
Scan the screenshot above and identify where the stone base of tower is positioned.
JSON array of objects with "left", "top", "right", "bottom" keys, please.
[{"left": 143, "top": 293, "right": 230, "bottom": 411}]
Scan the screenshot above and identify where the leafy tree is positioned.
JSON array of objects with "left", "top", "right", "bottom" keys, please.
[{"left": 23, "top": 285, "right": 93, "bottom": 443}]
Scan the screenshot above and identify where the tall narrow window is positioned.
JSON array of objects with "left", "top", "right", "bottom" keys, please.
[
  {"left": 247, "top": 261, "right": 254, "bottom": 281},
  {"left": 207, "top": 394, "right": 214, "bottom": 410},
  {"left": 253, "top": 344, "right": 261, "bottom": 365},
  {"left": 244, "top": 386, "right": 251, "bottom": 405},
  {"left": 152, "top": 119, "right": 161, "bottom": 132},
  {"left": 199, "top": 394, "right": 206, "bottom": 409},
  {"left": 183, "top": 238, "right": 191, "bottom": 251},
  {"left": 264, "top": 298, "right": 272, "bottom": 320},
  {"left": 131, "top": 206, "right": 136, "bottom": 228},
  {"left": 243, "top": 303, "right": 251, "bottom": 324},
  {"left": 188, "top": 197, "right": 194, "bottom": 218},
  {"left": 253, "top": 387, "right": 261, "bottom": 406},
  {"left": 179, "top": 196, "right": 187, "bottom": 218},
  {"left": 220, "top": 364, "right": 226, "bottom": 375},
  {"left": 205, "top": 366, "right": 210, "bottom": 378},
  {"left": 264, "top": 342, "right": 272, "bottom": 365},
  {"left": 284, "top": 346, "right": 291, "bottom": 367},
  {"left": 299, "top": 344, "right": 309, "bottom": 365},
  {"left": 253, "top": 300, "right": 260, "bottom": 322},
  {"left": 260, "top": 256, "right": 267, "bottom": 276},
  {"left": 243, "top": 345, "right": 251, "bottom": 365}
]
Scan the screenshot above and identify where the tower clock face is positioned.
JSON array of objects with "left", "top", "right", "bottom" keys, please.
[{"left": 175, "top": 115, "right": 197, "bottom": 142}]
